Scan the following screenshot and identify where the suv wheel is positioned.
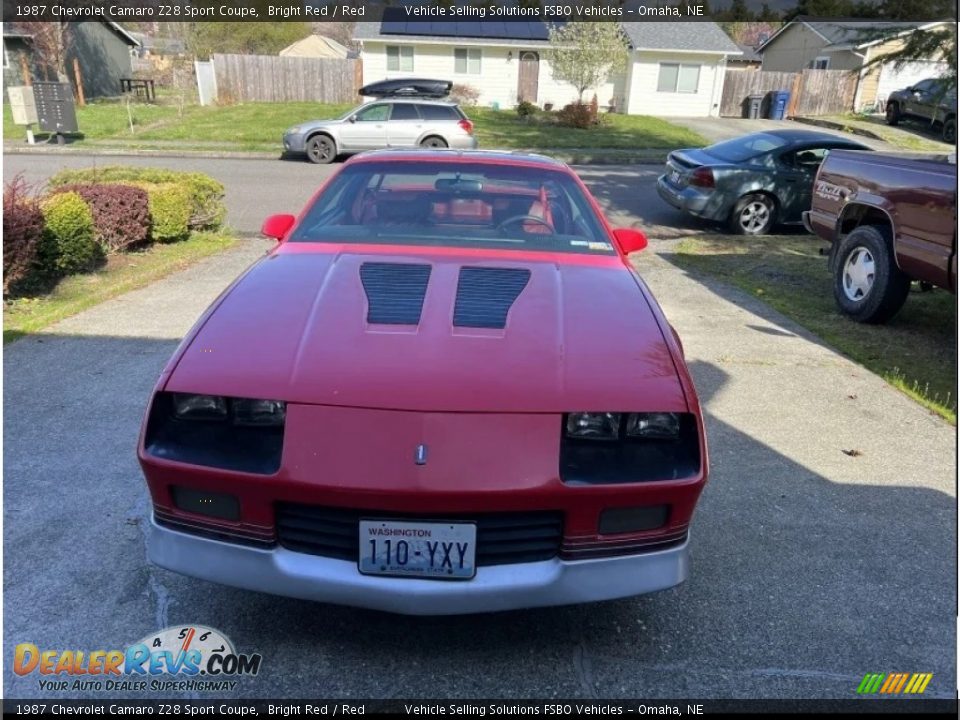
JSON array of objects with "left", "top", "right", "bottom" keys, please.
[
  {"left": 420, "top": 136, "right": 449, "bottom": 149},
  {"left": 942, "top": 117, "right": 956, "bottom": 144},
  {"left": 833, "top": 225, "right": 909, "bottom": 323},
  {"left": 885, "top": 102, "right": 901, "bottom": 126},
  {"left": 306, "top": 135, "right": 336, "bottom": 164}
]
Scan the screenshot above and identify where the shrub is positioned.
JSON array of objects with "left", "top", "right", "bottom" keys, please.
[
  {"left": 39, "top": 192, "right": 103, "bottom": 275},
  {"left": 48, "top": 166, "right": 225, "bottom": 231},
  {"left": 516, "top": 101, "right": 538, "bottom": 118},
  {"left": 3, "top": 176, "right": 45, "bottom": 295},
  {"left": 134, "top": 182, "right": 192, "bottom": 243},
  {"left": 557, "top": 102, "right": 593, "bottom": 129},
  {"left": 53, "top": 183, "right": 150, "bottom": 253},
  {"left": 450, "top": 83, "right": 480, "bottom": 107}
]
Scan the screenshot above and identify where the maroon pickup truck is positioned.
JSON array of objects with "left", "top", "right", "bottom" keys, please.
[{"left": 803, "top": 150, "right": 957, "bottom": 323}]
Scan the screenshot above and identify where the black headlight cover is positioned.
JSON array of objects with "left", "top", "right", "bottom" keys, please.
[
  {"left": 560, "top": 412, "right": 700, "bottom": 485},
  {"left": 144, "top": 392, "right": 284, "bottom": 474}
]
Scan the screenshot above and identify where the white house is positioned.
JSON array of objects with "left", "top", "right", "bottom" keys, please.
[{"left": 353, "top": 21, "right": 741, "bottom": 117}]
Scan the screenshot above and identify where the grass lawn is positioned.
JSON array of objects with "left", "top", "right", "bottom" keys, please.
[
  {"left": 4, "top": 232, "right": 237, "bottom": 344},
  {"left": 668, "top": 234, "right": 957, "bottom": 424},
  {"left": 4, "top": 100, "right": 706, "bottom": 152}
]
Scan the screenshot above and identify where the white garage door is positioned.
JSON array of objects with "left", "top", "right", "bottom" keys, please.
[{"left": 877, "top": 61, "right": 949, "bottom": 99}]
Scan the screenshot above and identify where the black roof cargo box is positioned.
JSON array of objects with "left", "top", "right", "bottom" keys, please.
[{"left": 359, "top": 79, "right": 453, "bottom": 99}]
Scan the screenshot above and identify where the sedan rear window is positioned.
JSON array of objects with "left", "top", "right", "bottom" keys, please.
[
  {"left": 706, "top": 133, "right": 790, "bottom": 163},
  {"left": 289, "top": 162, "right": 614, "bottom": 255}
]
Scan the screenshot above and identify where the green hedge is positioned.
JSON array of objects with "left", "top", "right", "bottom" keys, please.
[
  {"left": 130, "top": 182, "right": 192, "bottom": 243},
  {"left": 39, "top": 192, "right": 103, "bottom": 276},
  {"left": 48, "top": 166, "right": 226, "bottom": 231}
]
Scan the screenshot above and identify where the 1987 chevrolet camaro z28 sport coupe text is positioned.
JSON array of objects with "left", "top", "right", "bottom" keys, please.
[{"left": 138, "top": 150, "right": 709, "bottom": 615}]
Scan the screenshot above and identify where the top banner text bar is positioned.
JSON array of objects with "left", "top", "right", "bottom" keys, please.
[{"left": 2, "top": 0, "right": 956, "bottom": 22}]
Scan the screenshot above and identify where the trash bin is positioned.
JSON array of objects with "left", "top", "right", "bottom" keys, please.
[
  {"left": 744, "top": 93, "right": 764, "bottom": 119},
  {"left": 767, "top": 89, "right": 790, "bottom": 120}
]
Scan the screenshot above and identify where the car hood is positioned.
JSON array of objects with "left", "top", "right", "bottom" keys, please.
[
  {"left": 164, "top": 247, "right": 688, "bottom": 413},
  {"left": 294, "top": 119, "right": 343, "bottom": 131}
]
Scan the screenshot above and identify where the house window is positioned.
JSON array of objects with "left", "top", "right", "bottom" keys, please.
[
  {"left": 387, "top": 45, "right": 413, "bottom": 72},
  {"left": 454, "top": 48, "right": 481, "bottom": 74},
  {"left": 657, "top": 63, "right": 701, "bottom": 93},
  {"left": 811, "top": 56, "right": 830, "bottom": 69}
]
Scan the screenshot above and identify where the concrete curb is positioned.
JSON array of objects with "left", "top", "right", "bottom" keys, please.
[{"left": 2, "top": 142, "right": 669, "bottom": 166}]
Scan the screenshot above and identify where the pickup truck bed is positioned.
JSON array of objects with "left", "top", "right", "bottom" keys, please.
[{"left": 803, "top": 150, "right": 956, "bottom": 323}]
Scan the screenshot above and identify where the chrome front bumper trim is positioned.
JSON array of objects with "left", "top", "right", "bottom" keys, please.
[{"left": 149, "top": 518, "right": 689, "bottom": 615}]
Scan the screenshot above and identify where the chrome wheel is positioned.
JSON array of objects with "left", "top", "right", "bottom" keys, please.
[
  {"left": 842, "top": 247, "right": 876, "bottom": 302},
  {"left": 738, "top": 200, "right": 772, "bottom": 233}
]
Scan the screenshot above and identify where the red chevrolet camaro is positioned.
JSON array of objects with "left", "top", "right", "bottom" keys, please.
[{"left": 138, "top": 150, "right": 709, "bottom": 615}]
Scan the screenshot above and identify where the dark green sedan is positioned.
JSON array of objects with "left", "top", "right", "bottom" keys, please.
[{"left": 657, "top": 130, "right": 871, "bottom": 235}]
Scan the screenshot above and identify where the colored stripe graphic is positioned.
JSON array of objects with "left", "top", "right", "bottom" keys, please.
[{"left": 858, "top": 673, "right": 932, "bottom": 694}]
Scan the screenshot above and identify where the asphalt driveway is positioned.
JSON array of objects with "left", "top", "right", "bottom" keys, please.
[{"left": 3, "top": 157, "right": 956, "bottom": 701}]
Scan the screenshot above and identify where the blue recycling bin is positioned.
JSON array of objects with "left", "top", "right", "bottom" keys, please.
[{"left": 767, "top": 90, "right": 790, "bottom": 120}]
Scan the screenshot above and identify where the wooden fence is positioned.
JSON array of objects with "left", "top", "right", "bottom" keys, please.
[
  {"left": 720, "top": 68, "right": 857, "bottom": 118},
  {"left": 212, "top": 53, "right": 360, "bottom": 104}
]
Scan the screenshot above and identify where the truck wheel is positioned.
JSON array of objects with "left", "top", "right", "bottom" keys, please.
[
  {"left": 885, "top": 102, "right": 900, "bottom": 126},
  {"left": 306, "top": 135, "right": 336, "bottom": 164},
  {"left": 729, "top": 193, "right": 776, "bottom": 235},
  {"left": 833, "top": 225, "right": 910, "bottom": 324},
  {"left": 942, "top": 117, "right": 956, "bottom": 144}
]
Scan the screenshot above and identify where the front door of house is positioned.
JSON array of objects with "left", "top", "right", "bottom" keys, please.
[{"left": 518, "top": 52, "right": 539, "bottom": 104}]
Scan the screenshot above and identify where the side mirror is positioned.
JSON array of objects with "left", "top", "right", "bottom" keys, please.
[
  {"left": 613, "top": 227, "right": 648, "bottom": 255},
  {"left": 349, "top": 115, "right": 357, "bottom": 123},
  {"left": 261, "top": 214, "right": 296, "bottom": 241}
]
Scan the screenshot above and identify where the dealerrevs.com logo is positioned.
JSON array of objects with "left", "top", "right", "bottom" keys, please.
[{"left": 14, "top": 625, "right": 262, "bottom": 692}]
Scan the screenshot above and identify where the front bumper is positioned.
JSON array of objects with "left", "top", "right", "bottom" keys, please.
[
  {"left": 283, "top": 131, "right": 308, "bottom": 153},
  {"left": 148, "top": 517, "right": 689, "bottom": 615},
  {"left": 656, "top": 176, "right": 727, "bottom": 222}
]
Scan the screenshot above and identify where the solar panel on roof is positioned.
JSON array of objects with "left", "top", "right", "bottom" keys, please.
[
  {"left": 479, "top": 22, "right": 502, "bottom": 40},
  {"left": 458, "top": 22, "right": 485, "bottom": 37}
]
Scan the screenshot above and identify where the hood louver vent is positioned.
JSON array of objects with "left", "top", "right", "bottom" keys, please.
[
  {"left": 454, "top": 267, "right": 531, "bottom": 329},
  {"left": 360, "top": 262, "right": 431, "bottom": 325}
]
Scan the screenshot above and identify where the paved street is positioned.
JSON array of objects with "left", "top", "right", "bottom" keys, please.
[
  {"left": 3, "top": 153, "right": 709, "bottom": 240},
  {"left": 3, "top": 153, "right": 956, "bottom": 700}
]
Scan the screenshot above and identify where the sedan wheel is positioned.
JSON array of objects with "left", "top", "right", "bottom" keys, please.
[
  {"left": 306, "top": 135, "right": 335, "bottom": 164},
  {"left": 730, "top": 194, "right": 776, "bottom": 235}
]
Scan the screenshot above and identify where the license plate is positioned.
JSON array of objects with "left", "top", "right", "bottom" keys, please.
[
  {"left": 358, "top": 520, "right": 477, "bottom": 580},
  {"left": 669, "top": 170, "right": 683, "bottom": 186}
]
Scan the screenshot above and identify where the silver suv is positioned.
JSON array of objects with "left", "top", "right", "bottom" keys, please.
[{"left": 283, "top": 99, "right": 478, "bottom": 164}]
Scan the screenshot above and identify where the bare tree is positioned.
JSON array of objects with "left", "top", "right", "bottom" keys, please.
[
  {"left": 311, "top": 22, "right": 358, "bottom": 50},
  {"left": 547, "top": 22, "right": 629, "bottom": 103},
  {"left": 13, "top": 21, "right": 72, "bottom": 82}
]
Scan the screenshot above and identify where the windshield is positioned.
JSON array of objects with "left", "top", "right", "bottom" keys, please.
[
  {"left": 289, "top": 161, "right": 615, "bottom": 255},
  {"left": 706, "top": 133, "right": 790, "bottom": 163}
]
